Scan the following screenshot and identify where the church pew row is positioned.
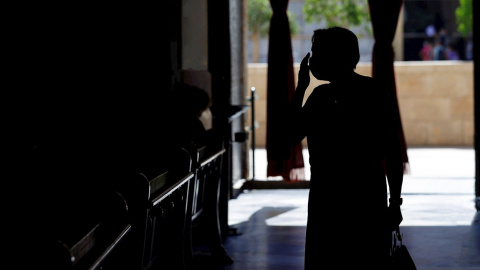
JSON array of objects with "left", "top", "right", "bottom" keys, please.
[{"left": 43, "top": 137, "right": 229, "bottom": 270}]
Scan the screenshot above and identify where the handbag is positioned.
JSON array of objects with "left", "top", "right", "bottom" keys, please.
[{"left": 390, "top": 227, "right": 417, "bottom": 270}]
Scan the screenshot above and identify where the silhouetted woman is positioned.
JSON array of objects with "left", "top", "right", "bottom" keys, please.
[{"left": 288, "top": 27, "right": 404, "bottom": 269}]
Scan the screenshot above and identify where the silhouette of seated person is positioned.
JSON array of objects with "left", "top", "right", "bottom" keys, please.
[
  {"left": 169, "top": 82, "right": 212, "bottom": 150},
  {"left": 168, "top": 82, "right": 233, "bottom": 266},
  {"left": 288, "top": 27, "right": 404, "bottom": 269}
]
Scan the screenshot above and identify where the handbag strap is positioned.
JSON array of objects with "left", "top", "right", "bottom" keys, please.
[
  {"left": 392, "top": 228, "right": 403, "bottom": 251},
  {"left": 396, "top": 228, "right": 403, "bottom": 243}
]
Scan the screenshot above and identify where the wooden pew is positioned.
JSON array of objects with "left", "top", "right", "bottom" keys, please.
[
  {"left": 41, "top": 146, "right": 194, "bottom": 270},
  {"left": 122, "top": 146, "right": 193, "bottom": 270},
  {"left": 44, "top": 189, "right": 134, "bottom": 270},
  {"left": 183, "top": 130, "right": 233, "bottom": 267}
]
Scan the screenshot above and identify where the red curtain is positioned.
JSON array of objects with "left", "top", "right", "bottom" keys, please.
[
  {"left": 368, "top": 0, "right": 409, "bottom": 173},
  {"left": 266, "top": 0, "right": 305, "bottom": 181}
]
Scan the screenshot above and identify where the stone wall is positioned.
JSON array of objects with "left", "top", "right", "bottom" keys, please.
[{"left": 247, "top": 61, "right": 474, "bottom": 147}]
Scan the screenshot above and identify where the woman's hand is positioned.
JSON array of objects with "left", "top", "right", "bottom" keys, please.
[
  {"left": 388, "top": 203, "right": 403, "bottom": 231},
  {"left": 297, "top": 53, "right": 310, "bottom": 91}
]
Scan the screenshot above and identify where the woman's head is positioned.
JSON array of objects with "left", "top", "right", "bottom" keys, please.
[
  {"left": 174, "top": 83, "right": 211, "bottom": 117},
  {"left": 309, "top": 27, "right": 360, "bottom": 81}
]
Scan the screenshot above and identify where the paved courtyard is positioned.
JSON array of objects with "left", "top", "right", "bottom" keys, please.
[{"left": 225, "top": 147, "right": 480, "bottom": 269}]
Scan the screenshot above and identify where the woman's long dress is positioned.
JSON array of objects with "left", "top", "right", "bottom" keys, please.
[{"left": 295, "top": 73, "right": 399, "bottom": 269}]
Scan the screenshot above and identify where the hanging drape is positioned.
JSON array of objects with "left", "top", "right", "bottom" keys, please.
[
  {"left": 266, "top": 0, "right": 305, "bottom": 181},
  {"left": 368, "top": 0, "right": 409, "bottom": 173}
]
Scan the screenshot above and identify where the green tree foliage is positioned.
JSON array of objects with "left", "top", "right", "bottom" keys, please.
[
  {"left": 303, "top": 0, "right": 371, "bottom": 33},
  {"left": 247, "top": 0, "right": 299, "bottom": 62},
  {"left": 248, "top": 0, "right": 272, "bottom": 37},
  {"left": 455, "top": 0, "right": 472, "bottom": 37},
  {"left": 247, "top": 0, "right": 299, "bottom": 38}
]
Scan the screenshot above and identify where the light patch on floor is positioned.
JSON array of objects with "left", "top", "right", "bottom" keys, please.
[{"left": 233, "top": 148, "right": 476, "bottom": 227}]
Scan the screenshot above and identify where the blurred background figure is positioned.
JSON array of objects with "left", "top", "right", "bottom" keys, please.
[
  {"left": 419, "top": 38, "right": 434, "bottom": 60},
  {"left": 446, "top": 40, "right": 460, "bottom": 60},
  {"left": 433, "top": 36, "right": 446, "bottom": 60}
]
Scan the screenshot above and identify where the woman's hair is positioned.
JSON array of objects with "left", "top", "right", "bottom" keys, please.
[{"left": 311, "top": 26, "right": 360, "bottom": 70}]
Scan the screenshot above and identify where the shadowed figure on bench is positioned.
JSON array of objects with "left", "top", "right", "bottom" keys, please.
[
  {"left": 168, "top": 82, "right": 234, "bottom": 268},
  {"left": 287, "top": 27, "right": 404, "bottom": 269},
  {"left": 169, "top": 82, "right": 212, "bottom": 148}
]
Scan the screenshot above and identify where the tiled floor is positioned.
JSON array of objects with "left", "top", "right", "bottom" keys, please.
[{"left": 217, "top": 147, "right": 480, "bottom": 270}]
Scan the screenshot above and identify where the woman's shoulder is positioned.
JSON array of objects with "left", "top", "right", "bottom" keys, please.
[
  {"left": 354, "top": 73, "right": 375, "bottom": 84},
  {"left": 307, "top": 83, "right": 333, "bottom": 100},
  {"left": 354, "top": 73, "right": 384, "bottom": 90},
  {"left": 311, "top": 82, "right": 333, "bottom": 93},
  {"left": 347, "top": 73, "right": 390, "bottom": 104}
]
